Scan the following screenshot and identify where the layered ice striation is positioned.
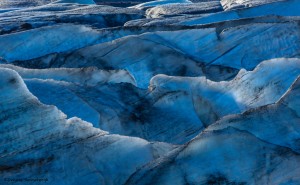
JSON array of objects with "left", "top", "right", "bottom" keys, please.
[
  {"left": 145, "top": 1, "right": 223, "bottom": 18},
  {"left": 181, "top": 0, "right": 300, "bottom": 25},
  {"left": 1, "top": 0, "right": 300, "bottom": 184},
  {"left": 0, "top": 58, "right": 298, "bottom": 145},
  {"left": 150, "top": 58, "right": 300, "bottom": 126},
  {"left": 10, "top": 22, "right": 299, "bottom": 88},
  {"left": 0, "top": 68, "right": 176, "bottom": 185},
  {"left": 0, "top": 3, "right": 144, "bottom": 34},
  {"left": 126, "top": 76, "right": 300, "bottom": 185}
]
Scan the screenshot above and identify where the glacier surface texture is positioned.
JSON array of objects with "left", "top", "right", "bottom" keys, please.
[{"left": 0, "top": 0, "right": 300, "bottom": 184}]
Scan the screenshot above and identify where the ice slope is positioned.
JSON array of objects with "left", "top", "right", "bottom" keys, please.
[
  {"left": 0, "top": 64, "right": 136, "bottom": 86},
  {"left": 126, "top": 77, "right": 300, "bottom": 185},
  {"left": 146, "top": 1, "right": 223, "bottom": 18},
  {"left": 0, "top": 65, "right": 136, "bottom": 127},
  {"left": 0, "top": 68, "right": 176, "bottom": 185},
  {"left": 207, "top": 78, "right": 300, "bottom": 153},
  {"left": 52, "top": 0, "right": 95, "bottom": 4},
  {"left": 0, "top": 24, "right": 190, "bottom": 62},
  {"left": 4, "top": 58, "right": 299, "bottom": 145},
  {"left": 0, "top": 0, "right": 96, "bottom": 8},
  {"left": 21, "top": 30, "right": 236, "bottom": 88},
  {"left": 124, "top": 14, "right": 201, "bottom": 26},
  {"left": 23, "top": 22, "right": 300, "bottom": 88},
  {"left": 0, "top": 24, "right": 102, "bottom": 62},
  {"left": 24, "top": 79, "right": 205, "bottom": 144},
  {"left": 127, "top": 128, "right": 300, "bottom": 185},
  {"left": 0, "top": 0, "right": 51, "bottom": 8},
  {"left": 0, "top": 65, "right": 203, "bottom": 144},
  {"left": 1, "top": 3, "right": 298, "bottom": 77},
  {"left": 150, "top": 58, "right": 300, "bottom": 126},
  {"left": 181, "top": 0, "right": 300, "bottom": 25},
  {"left": 131, "top": 0, "right": 192, "bottom": 10},
  {"left": 125, "top": 13, "right": 300, "bottom": 27},
  {"left": 221, "top": 0, "right": 283, "bottom": 10},
  {"left": 26, "top": 79, "right": 103, "bottom": 128},
  {"left": 136, "top": 23, "right": 300, "bottom": 71},
  {"left": 93, "top": 0, "right": 149, "bottom": 7},
  {"left": 0, "top": 4, "right": 144, "bottom": 35}
]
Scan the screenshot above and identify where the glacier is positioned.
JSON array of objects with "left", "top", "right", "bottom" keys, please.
[
  {"left": 0, "top": 0, "right": 300, "bottom": 184},
  {"left": 0, "top": 68, "right": 176, "bottom": 185},
  {"left": 126, "top": 76, "right": 300, "bottom": 185}
]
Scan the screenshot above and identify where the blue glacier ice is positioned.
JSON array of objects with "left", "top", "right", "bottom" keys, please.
[{"left": 0, "top": 0, "right": 300, "bottom": 184}]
